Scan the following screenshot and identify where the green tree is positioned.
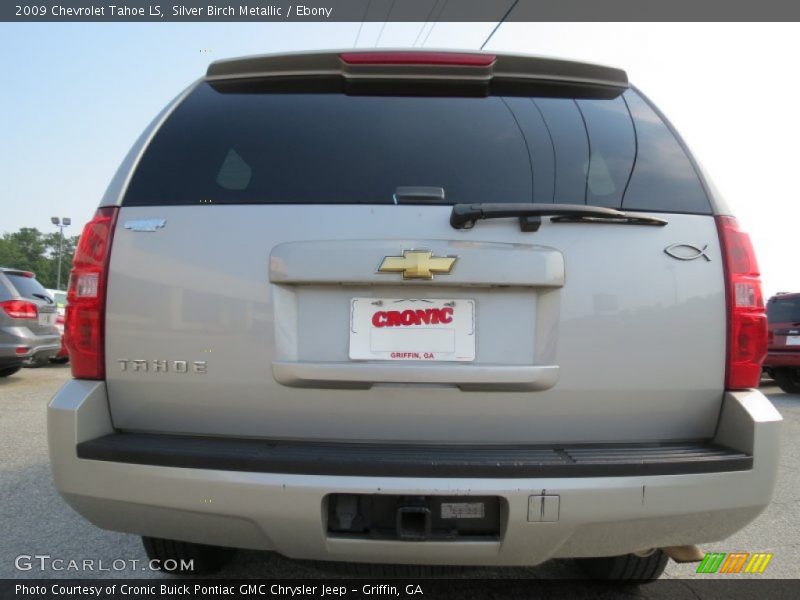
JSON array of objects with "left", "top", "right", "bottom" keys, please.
[
  {"left": 42, "top": 231, "right": 79, "bottom": 290},
  {"left": 0, "top": 228, "right": 80, "bottom": 290}
]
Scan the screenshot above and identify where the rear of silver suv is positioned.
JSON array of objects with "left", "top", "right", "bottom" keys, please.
[
  {"left": 48, "top": 50, "right": 781, "bottom": 579},
  {"left": 1, "top": 268, "right": 60, "bottom": 375}
]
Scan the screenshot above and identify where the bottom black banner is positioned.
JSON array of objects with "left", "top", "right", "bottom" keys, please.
[{"left": 3, "top": 579, "right": 800, "bottom": 600}]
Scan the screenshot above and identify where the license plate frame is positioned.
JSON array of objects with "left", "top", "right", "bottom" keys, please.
[
  {"left": 787, "top": 335, "right": 800, "bottom": 346},
  {"left": 349, "top": 298, "right": 475, "bottom": 362}
]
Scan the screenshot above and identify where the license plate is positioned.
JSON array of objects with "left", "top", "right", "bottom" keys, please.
[
  {"left": 441, "top": 502, "right": 485, "bottom": 519},
  {"left": 349, "top": 298, "right": 475, "bottom": 361},
  {"left": 787, "top": 336, "right": 800, "bottom": 346},
  {"left": 38, "top": 313, "right": 54, "bottom": 326}
]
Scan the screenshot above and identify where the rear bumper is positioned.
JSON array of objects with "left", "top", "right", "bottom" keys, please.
[
  {"left": 48, "top": 382, "right": 782, "bottom": 566},
  {"left": 0, "top": 356, "right": 24, "bottom": 369},
  {"left": 26, "top": 344, "right": 61, "bottom": 363},
  {"left": 76, "top": 433, "right": 752, "bottom": 478},
  {"left": 1, "top": 328, "right": 60, "bottom": 362}
]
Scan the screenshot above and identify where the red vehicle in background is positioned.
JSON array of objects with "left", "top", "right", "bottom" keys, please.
[
  {"left": 764, "top": 293, "right": 800, "bottom": 393},
  {"left": 52, "top": 313, "right": 69, "bottom": 363}
]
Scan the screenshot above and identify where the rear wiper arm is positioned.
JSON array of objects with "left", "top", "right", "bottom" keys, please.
[
  {"left": 450, "top": 203, "right": 667, "bottom": 231},
  {"left": 32, "top": 293, "right": 53, "bottom": 303}
]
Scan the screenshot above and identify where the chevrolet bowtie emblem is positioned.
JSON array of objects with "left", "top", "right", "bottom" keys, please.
[{"left": 378, "top": 250, "right": 457, "bottom": 280}]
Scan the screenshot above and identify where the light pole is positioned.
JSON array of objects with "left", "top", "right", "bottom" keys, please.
[{"left": 51, "top": 217, "right": 71, "bottom": 291}]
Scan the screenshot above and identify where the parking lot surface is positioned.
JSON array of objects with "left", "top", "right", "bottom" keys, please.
[{"left": 1, "top": 366, "right": 798, "bottom": 589}]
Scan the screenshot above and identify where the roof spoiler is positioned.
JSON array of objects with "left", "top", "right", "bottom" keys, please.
[
  {"left": 205, "top": 50, "right": 628, "bottom": 98},
  {"left": 0, "top": 268, "right": 35, "bottom": 278}
]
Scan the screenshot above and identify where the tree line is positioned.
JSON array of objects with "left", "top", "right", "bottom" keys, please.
[{"left": 0, "top": 228, "right": 80, "bottom": 290}]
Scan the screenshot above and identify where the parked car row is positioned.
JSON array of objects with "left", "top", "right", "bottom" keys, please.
[{"left": 0, "top": 267, "right": 67, "bottom": 377}]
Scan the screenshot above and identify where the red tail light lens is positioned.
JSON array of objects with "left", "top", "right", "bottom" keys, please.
[
  {"left": 1, "top": 300, "right": 38, "bottom": 319},
  {"left": 716, "top": 216, "right": 767, "bottom": 389},
  {"left": 340, "top": 52, "right": 496, "bottom": 67},
  {"left": 65, "top": 207, "right": 118, "bottom": 379}
]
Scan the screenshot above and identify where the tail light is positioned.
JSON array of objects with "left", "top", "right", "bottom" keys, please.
[
  {"left": 1, "top": 300, "right": 38, "bottom": 319},
  {"left": 716, "top": 216, "right": 767, "bottom": 389},
  {"left": 65, "top": 207, "right": 118, "bottom": 379}
]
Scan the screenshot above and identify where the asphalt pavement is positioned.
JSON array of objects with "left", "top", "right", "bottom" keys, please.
[{"left": 1, "top": 366, "right": 797, "bottom": 592}]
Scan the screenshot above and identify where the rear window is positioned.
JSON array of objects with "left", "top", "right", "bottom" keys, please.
[
  {"left": 5, "top": 273, "right": 49, "bottom": 300},
  {"left": 123, "top": 83, "right": 710, "bottom": 213},
  {"left": 767, "top": 297, "right": 800, "bottom": 323}
]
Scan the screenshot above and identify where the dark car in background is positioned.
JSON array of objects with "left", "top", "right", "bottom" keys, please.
[
  {"left": 764, "top": 293, "right": 800, "bottom": 393},
  {"left": 0, "top": 267, "right": 61, "bottom": 376}
]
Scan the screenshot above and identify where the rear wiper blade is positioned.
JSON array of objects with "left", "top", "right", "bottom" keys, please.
[
  {"left": 450, "top": 203, "right": 667, "bottom": 231},
  {"left": 450, "top": 203, "right": 620, "bottom": 230},
  {"left": 549, "top": 214, "right": 668, "bottom": 227},
  {"left": 32, "top": 293, "right": 53, "bottom": 303}
]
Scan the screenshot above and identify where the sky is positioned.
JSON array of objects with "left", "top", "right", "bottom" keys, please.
[{"left": 0, "top": 22, "right": 798, "bottom": 297}]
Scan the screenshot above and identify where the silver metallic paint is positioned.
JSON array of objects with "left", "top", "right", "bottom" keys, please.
[{"left": 104, "top": 205, "right": 726, "bottom": 443}]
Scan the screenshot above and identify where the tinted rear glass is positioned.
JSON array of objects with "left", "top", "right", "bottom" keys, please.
[
  {"left": 621, "top": 91, "right": 710, "bottom": 213},
  {"left": 767, "top": 297, "right": 800, "bottom": 323},
  {"left": 123, "top": 83, "right": 710, "bottom": 213},
  {"left": 5, "top": 274, "right": 49, "bottom": 300}
]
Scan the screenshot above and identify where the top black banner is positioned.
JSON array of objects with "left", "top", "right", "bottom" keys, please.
[{"left": 4, "top": 0, "right": 800, "bottom": 22}]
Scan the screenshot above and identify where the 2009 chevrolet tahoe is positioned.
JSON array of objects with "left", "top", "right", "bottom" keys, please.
[{"left": 48, "top": 50, "right": 781, "bottom": 580}]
